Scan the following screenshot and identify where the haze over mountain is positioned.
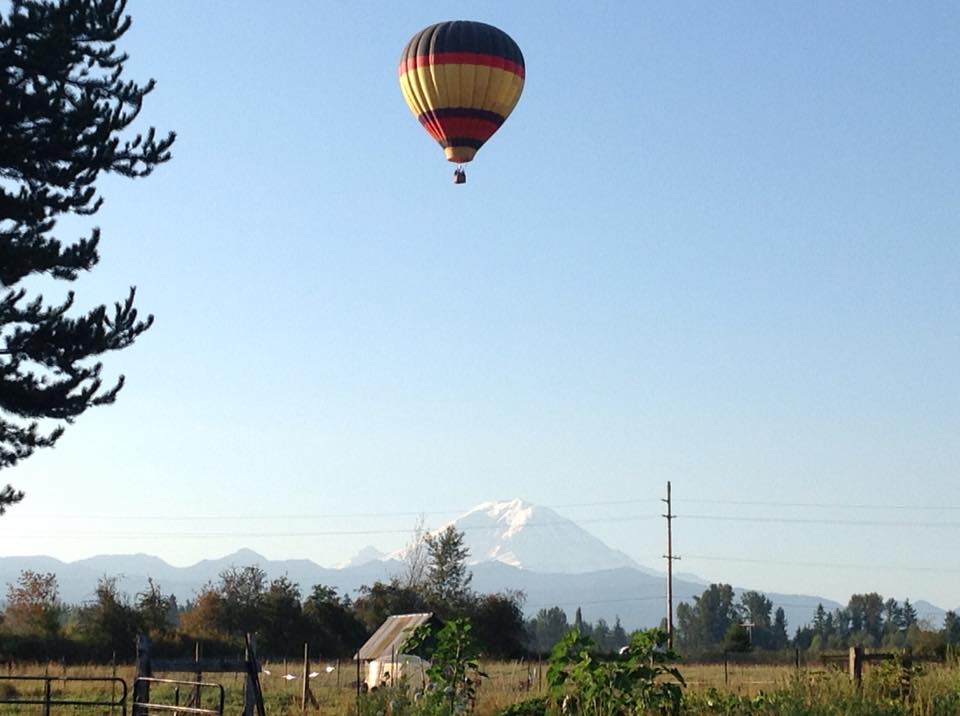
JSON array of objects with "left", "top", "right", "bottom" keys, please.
[{"left": 1, "top": 499, "right": 952, "bottom": 630}]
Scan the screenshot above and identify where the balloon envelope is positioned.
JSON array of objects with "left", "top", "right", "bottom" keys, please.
[{"left": 399, "top": 21, "right": 525, "bottom": 164}]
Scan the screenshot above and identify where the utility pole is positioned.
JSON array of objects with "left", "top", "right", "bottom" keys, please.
[{"left": 662, "top": 481, "right": 680, "bottom": 649}]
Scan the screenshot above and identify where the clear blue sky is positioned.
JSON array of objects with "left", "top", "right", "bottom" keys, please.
[{"left": 2, "top": 1, "right": 959, "bottom": 611}]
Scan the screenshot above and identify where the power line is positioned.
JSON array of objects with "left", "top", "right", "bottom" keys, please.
[
  {"left": 683, "top": 553, "right": 960, "bottom": 573},
  {"left": 0, "top": 514, "right": 659, "bottom": 540},
  {"left": 17, "top": 496, "right": 960, "bottom": 523},
  {"left": 677, "top": 497, "right": 960, "bottom": 512},
  {"left": 525, "top": 594, "right": 827, "bottom": 610},
  {"left": 680, "top": 513, "right": 960, "bottom": 528},
  {"left": 13, "top": 498, "right": 662, "bottom": 521},
  {"left": 526, "top": 594, "right": 695, "bottom": 609}
]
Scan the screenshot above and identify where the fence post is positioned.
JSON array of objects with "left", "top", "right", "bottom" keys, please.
[
  {"left": 43, "top": 676, "right": 51, "bottom": 716},
  {"left": 849, "top": 646, "right": 863, "bottom": 690},
  {"left": 193, "top": 641, "right": 202, "bottom": 710},
  {"left": 723, "top": 651, "right": 729, "bottom": 686},
  {"left": 244, "top": 636, "right": 254, "bottom": 716},
  {"left": 111, "top": 651, "right": 118, "bottom": 716},
  {"left": 243, "top": 633, "right": 266, "bottom": 716},
  {"left": 133, "top": 634, "right": 152, "bottom": 716},
  {"left": 900, "top": 647, "right": 913, "bottom": 701},
  {"left": 301, "top": 643, "right": 309, "bottom": 714},
  {"left": 355, "top": 654, "right": 361, "bottom": 715}
]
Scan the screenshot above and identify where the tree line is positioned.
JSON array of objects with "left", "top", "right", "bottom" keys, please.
[
  {"left": 5, "top": 533, "right": 959, "bottom": 663},
  {"left": 674, "top": 583, "right": 960, "bottom": 657},
  {"left": 0, "top": 527, "right": 634, "bottom": 662}
]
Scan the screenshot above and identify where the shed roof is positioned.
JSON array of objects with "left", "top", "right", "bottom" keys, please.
[{"left": 356, "top": 612, "right": 434, "bottom": 660}]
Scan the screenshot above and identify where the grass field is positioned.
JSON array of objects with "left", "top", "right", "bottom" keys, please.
[{"left": 2, "top": 657, "right": 959, "bottom": 715}]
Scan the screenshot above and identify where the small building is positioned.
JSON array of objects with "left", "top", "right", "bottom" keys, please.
[{"left": 355, "top": 612, "right": 439, "bottom": 691}]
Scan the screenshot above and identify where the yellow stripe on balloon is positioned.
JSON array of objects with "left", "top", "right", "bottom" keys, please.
[
  {"left": 399, "top": 73, "right": 428, "bottom": 120},
  {"left": 399, "top": 65, "right": 523, "bottom": 115}
]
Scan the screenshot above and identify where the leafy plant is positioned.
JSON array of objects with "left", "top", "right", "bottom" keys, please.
[
  {"left": 356, "top": 680, "right": 415, "bottom": 716},
  {"left": 547, "top": 628, "right": 685, "bottom": 715},
  {"left": 496, "top": 696, "right": 547, "bottom": 716},
  {"left": 404, "top": 617, "right": 486, "bottom": 715}
]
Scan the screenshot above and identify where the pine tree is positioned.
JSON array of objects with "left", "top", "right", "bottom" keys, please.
[
  {"left": 0, "top": 0, "right": 174, "bottom": 513},
  {"left": 424, "top": 525, "right": 473, "bottom": 613},
  {"left": 943, "top": 610, "right": 960, "bottom": 647},
  {"left": 813, "top": 603, "right": 828, "bottom": 638},
  {"left": 901, "top": 598, "right": 918, "bottom": 629},
  {"left": 772, "top": 607, "right": 789, "bottom": 649}
]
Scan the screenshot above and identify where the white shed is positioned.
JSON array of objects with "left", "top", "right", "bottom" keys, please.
[{"left": 355, "top": 612, "right": 436, "bottom": 691}]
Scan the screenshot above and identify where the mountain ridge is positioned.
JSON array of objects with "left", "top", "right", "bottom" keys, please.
[
  {"left": 2, "top": 547, "right": 949, "bottom": 631},
  {"left": 1, "top": 500, "right": 953, "bottom": 629}
]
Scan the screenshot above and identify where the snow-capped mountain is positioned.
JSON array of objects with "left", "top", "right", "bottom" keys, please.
[
  {"left": 339, "top": 545, "right": 387, "bottom": 568},
  {"left": 392, "top": 499, "right": 642, "bottom": 574}
]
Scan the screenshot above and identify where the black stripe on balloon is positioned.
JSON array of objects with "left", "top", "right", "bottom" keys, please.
[
  {"left": 419, "top": 108, "right": 506, "bottom": 125},
  {"left": 401, "top": 21, "right": 524, "bottom": 70},
  {"left": 439, "top": 137, "right": 486, "bottom": 150}
]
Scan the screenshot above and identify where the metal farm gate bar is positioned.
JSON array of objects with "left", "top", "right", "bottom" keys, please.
[{"left": 0, "top": 675, "right": 128, "bottom": 715}]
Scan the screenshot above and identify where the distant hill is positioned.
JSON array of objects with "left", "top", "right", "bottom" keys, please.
[
  {"left": 1, "top": 548, "right": 850, "bottom": 631},
  {"left": 1, "top": 499, "right": 951, "bottom": 630}
]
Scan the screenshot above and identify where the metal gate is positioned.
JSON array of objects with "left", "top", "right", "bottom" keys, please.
[
  {"left": 131, "top": 677, "right": 224, "bottom": 716},
  {"left": 0, "top": 675, "right": 128, "bottom": 715}
]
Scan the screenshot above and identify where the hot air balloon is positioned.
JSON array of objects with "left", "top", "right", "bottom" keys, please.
[{"left": 399, "top": 21, "right": 525, "bottom": 184}]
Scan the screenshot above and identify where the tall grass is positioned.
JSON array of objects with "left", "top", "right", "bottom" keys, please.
[{"left": 1, "top": 658, "right": 958, "bottom": 715}]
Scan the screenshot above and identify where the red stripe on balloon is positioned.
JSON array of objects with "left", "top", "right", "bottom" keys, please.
[
  {"left": 399, "top": 52, "right": 525, "bottom": 78},
  {"left": 418, "top": 115, "right": 500, "bottom": 144}
]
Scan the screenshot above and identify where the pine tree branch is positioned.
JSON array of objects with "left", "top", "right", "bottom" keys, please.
[
  {"left": 0, "top": 0, "right": 174, "bottom": 506},
  {"left": 0, "top": 483, "right": 26, "bottom": 514}
]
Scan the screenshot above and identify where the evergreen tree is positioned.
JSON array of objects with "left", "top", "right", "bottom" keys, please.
[
  {"left": 675, "top": 584, "right": 741, "bottom": 652},
  {"left": 831, "top": 607, "right": 851, "bottom": 646},
  {"left": 740, "top": 591, "right": 773, "bottom": 648},
  {"left": 258, "top": 576, "right": 303, "bottom": 657},
  {"left": 0, "top": 0, "right": 174, "bottom": 513},
  {"left": 610, "top": 616, "right": 629, "bottom": 652},
  {"left": 424, "top": 525, "right": 473, "bottom": 613},
  {"left": 943, "top": 610, "right": 960, "bottom": 647},
  {"left": 883, "top": 598, "right": 904, "bottom": 635},
  {"left": 847, "top": 594, "right": 884, "bottom": 645},
  {"left": 813, "top": 603, "right": 828, "bottom": 640},
  {"left": 771, "top": 607, "right": 789, "bottom": 649},
  {"left": 793, "top": 625, "right": 815, "bottom": 650},
  {"left": 302, "top": 584, "right": 367, "bottom": 658},
  {"left": 724, "top": 622, "right": 752, "bottom": 652},
  {"left": 901, "top": 598, "right": 918, "bottom": 629},
  {"left": 592, "top": 617, "right": 611, "bottom": 652},
  {"left": 526, "top": 606, "right": 568, "bottom": 654}
]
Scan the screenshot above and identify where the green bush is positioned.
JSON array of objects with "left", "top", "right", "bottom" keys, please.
[
  {"left": 496, "top": 696, "right": 547, "bottom": 716},
  {"left": 547, "top": 628, "right": 685, "bottom": 715}
]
